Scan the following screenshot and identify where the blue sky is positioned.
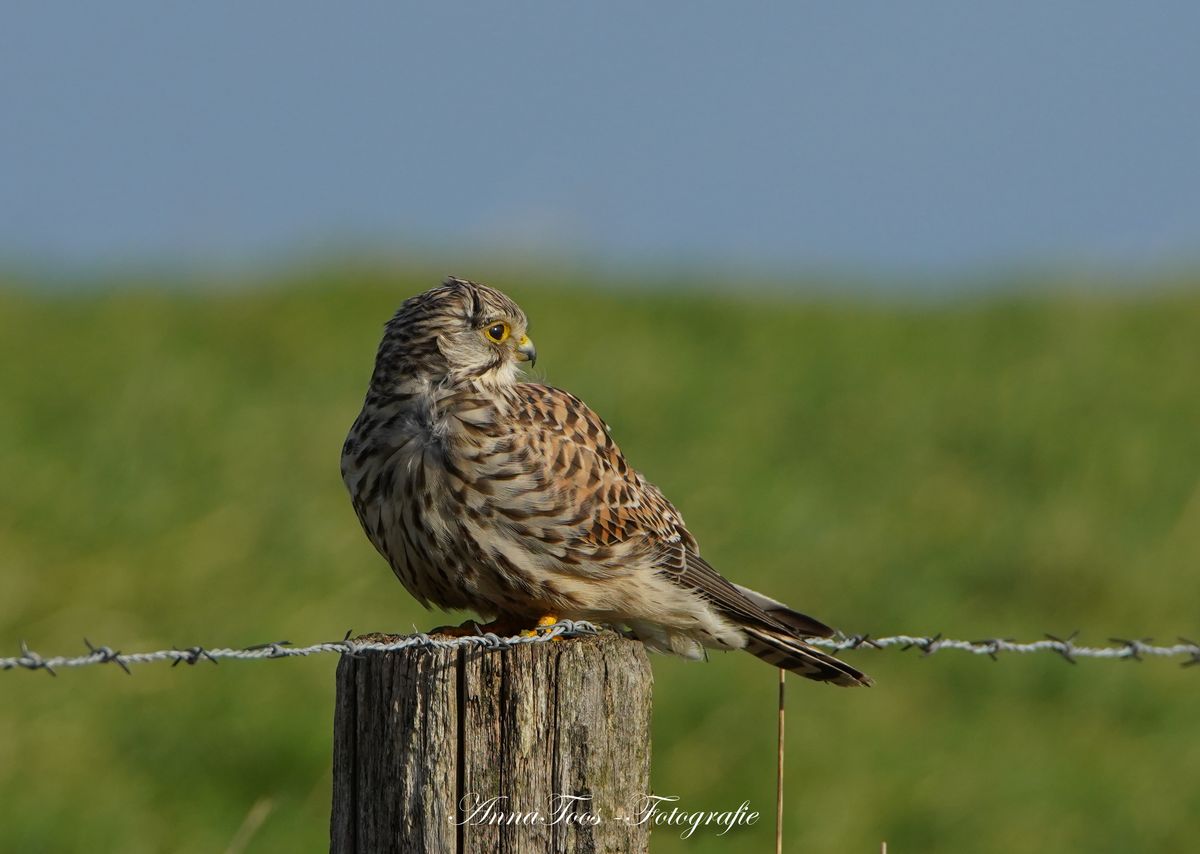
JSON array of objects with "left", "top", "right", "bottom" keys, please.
[{"left": 2, "top": 2, "right": 1198, "bottom": 280}]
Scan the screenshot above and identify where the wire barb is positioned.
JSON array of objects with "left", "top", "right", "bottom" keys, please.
[
  {"left": 84, "top": 638, "right": 131, "bottom": 674},
  {"left": 172, "top": 646, "right": 218, "bottom": 667},
  {"left": 2, "top": 624, "right": 1199, "bottom": 674}
]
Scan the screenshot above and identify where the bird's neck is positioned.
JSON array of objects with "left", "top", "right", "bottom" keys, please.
[{"left": 364, "top": 371, "right": 517, "bottom": 424}]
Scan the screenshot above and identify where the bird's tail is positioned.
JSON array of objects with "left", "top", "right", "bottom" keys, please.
[{"left": 742, "top": 626, "right": 873, "bottom": 687}]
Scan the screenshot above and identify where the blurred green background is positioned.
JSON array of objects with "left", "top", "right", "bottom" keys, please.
[{"left": 2, "top": 269, "right": 1198, "bottom": 852}]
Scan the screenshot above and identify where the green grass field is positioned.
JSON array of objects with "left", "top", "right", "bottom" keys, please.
[{"left": 2, "top": 270, "right": 1199, "bottom": 852}]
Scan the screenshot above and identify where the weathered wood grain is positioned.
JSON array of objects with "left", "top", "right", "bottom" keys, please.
[{"left": 331, "top": 632, "right": 652, "bottom": 854}]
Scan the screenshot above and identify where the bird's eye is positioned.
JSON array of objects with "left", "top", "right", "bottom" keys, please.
[{"left": 485, "top": 322, "right": 510, "bottom": 343}]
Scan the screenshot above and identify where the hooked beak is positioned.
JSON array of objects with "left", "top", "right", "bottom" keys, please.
[{"left": 515, "top": 334, "right": 537, "bottom": 366}]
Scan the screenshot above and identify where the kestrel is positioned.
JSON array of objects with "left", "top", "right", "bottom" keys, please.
[{"left": 341, "top": 277, "right": 871, "bottom": 686}]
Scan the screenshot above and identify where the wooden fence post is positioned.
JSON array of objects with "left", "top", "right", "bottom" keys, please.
[{"left": 331, "top": 631, "right": 653, "bottom": 853}]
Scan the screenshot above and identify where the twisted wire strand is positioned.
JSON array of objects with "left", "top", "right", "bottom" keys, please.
[
  {"left": 807, "top": 632, "right": 1200, "bottom": 665},
  {"left": 2, "top": 622, "right": 1198, "bottom": 675}
]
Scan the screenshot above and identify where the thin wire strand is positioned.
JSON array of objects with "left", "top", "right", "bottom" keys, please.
[
  {"left": 0, "top": 621, "right": 600, "bottom": 675},
  {"left": 807, "top": 631, "right": 1200, "bottom": 664},
  {"left": 775, "top": 668, "right": 785, "bottom": 854},
  {"left": 2, "top": 624, "right": 1198, "bottom": 675}
]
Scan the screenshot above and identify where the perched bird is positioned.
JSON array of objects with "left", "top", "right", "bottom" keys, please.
[{"left": 342, "top": 277, "right": 871, "bottom": 686}]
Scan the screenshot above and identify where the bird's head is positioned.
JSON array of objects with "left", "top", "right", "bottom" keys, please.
[{"left": 373, "top": 277, "right": 536, "bottom": 390}]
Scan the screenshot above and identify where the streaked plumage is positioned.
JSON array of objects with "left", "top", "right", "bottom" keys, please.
[{"left": 342, "top": 277, "right": 871, "bottom": 686}]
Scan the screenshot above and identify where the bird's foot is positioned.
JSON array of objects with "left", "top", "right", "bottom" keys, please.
[
  {"left": 429, "top": 615, "right": 565, "bottom": 640},
  {"left": 519, "top": 614, "right": 563, "bottom": 640},
  {"left": 475, "top": 616, "right": 529, "bottom": 636},
  {"left": 427, "top": 623, "right": 472, "bottom": 638},
  {"left": 428, "top": 616, "right": 531, "bottom": 638},
  {"left": 427, "top": 619, "right": 486, "bottom": 638}
]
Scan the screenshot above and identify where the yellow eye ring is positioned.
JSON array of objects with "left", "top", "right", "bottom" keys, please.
[{"left": 485, "top": 322, "right": 510, "bottom": 343}]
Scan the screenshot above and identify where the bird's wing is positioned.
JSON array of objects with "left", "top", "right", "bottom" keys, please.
[
  {"left": 479, "top": 383, "right": 684, "bottom": 558},
  {"left": 472, "top": 383, "right": 831, "bottom": 636}
]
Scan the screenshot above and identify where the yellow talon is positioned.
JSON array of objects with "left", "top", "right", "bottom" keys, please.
[{"left": 520, "top": 614, "right": 562, "bottom": 640}]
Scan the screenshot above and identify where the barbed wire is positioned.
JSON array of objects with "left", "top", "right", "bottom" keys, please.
[
  {"left": 1, "top": 622, "right": 1197, "bottom": 675},
  {"left": 806, "top": 631, "right": 1200, "bottom": 665},
  {"left": 0, "top": 621, "right": 598, "bottom": 676}
]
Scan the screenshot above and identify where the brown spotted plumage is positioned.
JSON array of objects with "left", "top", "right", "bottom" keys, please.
[{"left": 341, "top": 277, "right": 871, "bottom": 686}]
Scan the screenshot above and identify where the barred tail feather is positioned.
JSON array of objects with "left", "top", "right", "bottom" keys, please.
[{"left": 742, "top": 626, "right": 873, "bottom": 687}]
